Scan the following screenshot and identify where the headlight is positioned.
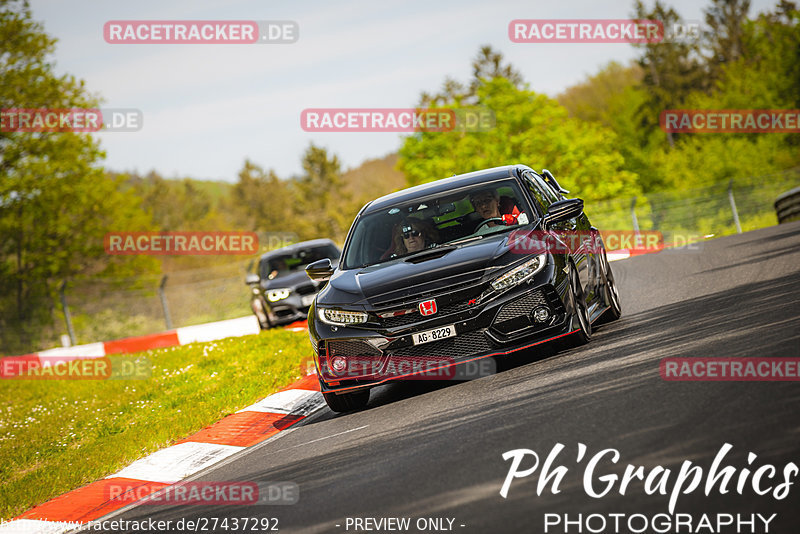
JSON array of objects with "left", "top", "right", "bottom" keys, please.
[
  {"left": 266, "top": 288, "right": 291, "bottom": 302},
  {"left": 318, "top": 307, "right": 369, "bottom": 326},
  {"left": 491, "top": 254, "right": 547, "bottom": 291}
]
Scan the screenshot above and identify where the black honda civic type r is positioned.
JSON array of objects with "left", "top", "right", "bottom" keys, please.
[{"left": 306, "top": 164, "right": 621, "bottom": 412}]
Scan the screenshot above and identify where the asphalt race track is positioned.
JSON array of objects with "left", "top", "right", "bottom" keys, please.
[{"left": 105, "top": 222, "right": 800, "bottom": 534}]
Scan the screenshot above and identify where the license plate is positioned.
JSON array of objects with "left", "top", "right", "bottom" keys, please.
[
  {"left": 301, "top": 294, "right": 316, "bottom": 307},
  {"left": 412, "top": 324, "right": 456, "bottom": 345}
]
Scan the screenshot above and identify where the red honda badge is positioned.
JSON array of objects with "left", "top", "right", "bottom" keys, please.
[{"left": 419, "top": 299, "right": 437, "bottom": 316}]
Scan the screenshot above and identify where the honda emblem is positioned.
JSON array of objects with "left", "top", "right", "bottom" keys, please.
[{"left": 419, "top": 299, "right": 437, "bottom": 316}]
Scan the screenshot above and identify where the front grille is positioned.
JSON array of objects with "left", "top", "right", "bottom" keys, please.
[
  {"left": 327, "top": 340, "right": 382, "bottom": 358},
  {"left": 323, "top": 340, "right": 384, "bottom": 379},
  {"left": 379, "top": 287, "right": 484, "bottom": 329},
  {"left": 492, "top": 286, "right": 566, "bottom": 335},
  {"left": 295, "top": 284, "right": 317, "bottom": 296},
  {"left": 494, "top": 289, "right": 548, "bottom": 323},
  {"left": 374, "top": 278, "right": 479, "bottom": 309},
  {"left": 388, "top": 330, "right": 491, "bottom": 360}
]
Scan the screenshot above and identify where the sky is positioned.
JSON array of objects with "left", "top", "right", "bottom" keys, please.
[{"left": 29, "top": 0, "right": 780, "bottom": 182}]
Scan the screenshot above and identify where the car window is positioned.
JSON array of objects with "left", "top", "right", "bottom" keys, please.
[
  {"left": 523, "top": 171, "right": 559, "bottom": 212},
  {"left": 261, "top": 244, "right": 339, "bottom": 279},
  {"left": 342, "top": 179, "right": 535, "bottom": 269}
]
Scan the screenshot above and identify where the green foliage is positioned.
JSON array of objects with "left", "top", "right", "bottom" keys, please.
[
  {"left": 632, "top": 0, "right": 709, "bottom": 148},
  {"left": 399, "top": 75, "right": 642, "bottom": 203},
  {"left": 232, "top": 145, "right": 359, "bottom": 244},
  {"left": 0, "top": 328, "right": 311, "bottom": 520},
  {"left": 0, "top": 1, "right": 157, "bottom": 354}
]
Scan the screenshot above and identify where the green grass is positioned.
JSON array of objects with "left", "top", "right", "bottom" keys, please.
[{"left": 0, "top": 328, "right": 314, "bottom": 520}]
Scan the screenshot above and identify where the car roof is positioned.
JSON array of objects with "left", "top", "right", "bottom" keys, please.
[
  {"left": 259, "top": 238, "right": 338, "bottom": 261},
  {"left": 363, "top": 164, "right": 529, "bottom": 213}
]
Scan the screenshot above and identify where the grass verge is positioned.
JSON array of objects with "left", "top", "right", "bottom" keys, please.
[{"left": 0, "top": 328, "right": 312, "bottom": 520}]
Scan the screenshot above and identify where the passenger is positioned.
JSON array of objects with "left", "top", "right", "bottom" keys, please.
[{"left": 393, "top": 218, "right": 439, "bottom": 255}]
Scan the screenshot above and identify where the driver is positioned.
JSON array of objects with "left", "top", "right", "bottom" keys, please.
[
  {"left": 392, "top": 218, "right": 439, "bottom": 255},
  {"left": 469, "top": 188, "right": 502, "bottom": 228}
]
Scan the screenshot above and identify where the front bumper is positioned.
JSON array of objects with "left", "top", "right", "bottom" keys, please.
[
  {"left": 311, "top": 266, "right": 577, "bottom": 394},
  {"left": 254, "top": 293, "right": 316, "bottom": 326}
]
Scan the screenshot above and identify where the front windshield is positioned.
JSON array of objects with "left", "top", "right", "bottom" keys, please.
[
  {"left": 342, "top": 179, "right": 534, "bottom": 269},
  {"left": 261, "top": 244, "right": 340, "bottom": 280}
]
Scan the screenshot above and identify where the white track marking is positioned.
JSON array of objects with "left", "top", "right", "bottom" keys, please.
[
  {"left": 176, "top": 316, "right": 260, "bottom": 345},
  {"left": 238, "top": 389, "right": 323, "bottom": 416},
  {"left": 106, "top": 442, "right": 243, "bottom": 484}
]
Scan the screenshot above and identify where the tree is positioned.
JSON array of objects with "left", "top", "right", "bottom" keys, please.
[
  {"left": 420, "top": 45, "right": 524, "bottom": 107},
  {"left": 703, "top": 0, "right": 751, "bottom": 82},
  {"left": 399, "top": 75, "right": 642, "bottom": 203},
  {"left": 0, "top": 0, "right": 155, "bottom": 353},
  {"left": 558, "top": 61, "right": 661, "bottom": 191},
  {"left": 231, "top": 160, "right": 294, "bottom": 235},
  {"left": 294, "top": 144, "right": 352, "bottom": 242},
  {"left": 632, "top": 0, "right": 708, "bottom": 147}
]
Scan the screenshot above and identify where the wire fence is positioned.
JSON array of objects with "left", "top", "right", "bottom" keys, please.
[
  {"left": 2, "top": 169, "right": 798, "bottom": 355},
  {"left": 587, "top": 167, "right": 800, "bottom": 244}
]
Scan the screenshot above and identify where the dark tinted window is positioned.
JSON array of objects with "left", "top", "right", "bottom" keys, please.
[
  {"left": 260, "top": 244, "right": 339, "bottom": 280},
  {"left": 524, "top": 171, "right": 559, "bottom": 211},
  {"left": 342, "top": 179, "right": 535, "bottom": 269}
]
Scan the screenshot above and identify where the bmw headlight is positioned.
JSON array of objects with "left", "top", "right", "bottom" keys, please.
[
  {"left": 491, "top": 254, "right": 547, "bottom": 291},
  {"left": 318, "top": 308, "right": 369, "bottom": 326},
  {"left": 266, "top": 288, "right": 291, "bottom": 302}
]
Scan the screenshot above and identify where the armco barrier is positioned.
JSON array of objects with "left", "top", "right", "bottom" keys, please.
[
  {"left": 0, "top": 315, "right": 313, "bottom": 378},
  {"left": 775, "top": 186, "right": 800, "bottom": 223}
]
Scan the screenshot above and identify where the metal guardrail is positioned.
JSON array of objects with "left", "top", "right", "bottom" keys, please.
[{"left": 775, "top": 186, "right": 800, "bottom": 224}]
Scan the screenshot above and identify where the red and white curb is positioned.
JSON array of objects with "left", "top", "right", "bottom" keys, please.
[
  {"left": 1, "top": 317, "right": 309, "bottom": 378},
  {"left": 1, "top": 373, "right": 324, "bottom": 534}
]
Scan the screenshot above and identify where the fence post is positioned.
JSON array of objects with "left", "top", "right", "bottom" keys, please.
[
  {"left": 59, "top": 281, "right": 76, "bottom": 346},
  {"left": 158, "top": 275, "right": 173, "bottom": 330},
  {"left": 728, "top": 179, "right": 742, "bottom": 234},
  {"left": 630, "top": 196, "right": 640, "bottom": 232}
]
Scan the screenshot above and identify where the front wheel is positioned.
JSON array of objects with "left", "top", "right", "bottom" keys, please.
[
  {"left": 598, "top": 251, "right": 622, "bottom": 323},
  {"left": 323, "top": 389, "right": 370, "bottom": 413},
  {"left": 566, "top": 263, "right": 592, "bottom": 346},
  {"left": 251, "top": 297, "right": 272, "bottom": 330}
]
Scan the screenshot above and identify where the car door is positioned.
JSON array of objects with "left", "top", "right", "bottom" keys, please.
[{"left": 523, "top": 171, "right": 598, "bottom": 305}]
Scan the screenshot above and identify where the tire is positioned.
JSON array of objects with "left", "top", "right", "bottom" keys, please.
[
  {"left": 323, "top": 389, "right": 370, "bottom": 413},
  {"left": 252, "top": 298, "right": 272, "bottom": 330},
  {"left": 566, "top": 262, "right": 592, "bottom": 346},
  {"left": 598, "top": 251, "right": 622, "bottom": 323}
]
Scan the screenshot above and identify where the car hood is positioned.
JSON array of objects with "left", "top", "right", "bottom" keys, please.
[
  {"left": 327, "top": 232, "right": 527, "bottom": 307},
  {"left": 261, "top": 270, "right": 315, "bottom": 290}
]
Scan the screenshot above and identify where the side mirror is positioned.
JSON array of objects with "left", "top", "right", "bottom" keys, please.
[
  {"left": 543, "top": 199, "right": 584, "bottom": 228},
  {"left": 306, "top": 258, "right": 334, "bottom": 282},
  {"left": 245, "top": 273, "right": 260, "bottom": 285}
]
